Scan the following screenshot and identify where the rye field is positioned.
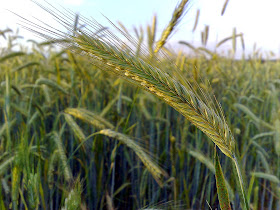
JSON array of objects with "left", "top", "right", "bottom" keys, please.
[{"left": 0, "top": 1, "right": 279, "bottom": 209}]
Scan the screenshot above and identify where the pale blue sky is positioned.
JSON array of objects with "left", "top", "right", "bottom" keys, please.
[{"left": 1, "top": 0, "right": 280, "bottom": 58}]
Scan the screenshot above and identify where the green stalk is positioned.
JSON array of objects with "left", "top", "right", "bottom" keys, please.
[
  {"left": 5, "top": 68, "right": 11, "bottom": 152},
  {"left": 232, "top": 155, "right": 250, "bottom": 210}
]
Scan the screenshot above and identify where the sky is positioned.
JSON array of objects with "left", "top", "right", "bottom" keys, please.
[{"left": 1, "top": 0, "right": 280, "bottom": 58}]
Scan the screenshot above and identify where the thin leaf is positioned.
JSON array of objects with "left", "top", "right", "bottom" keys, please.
[
  {"left": 251, "top": 172, "right": 280, "bottom": 184},
  {"left": 215, "top": 150, "right": 231, "bottom": 210}
]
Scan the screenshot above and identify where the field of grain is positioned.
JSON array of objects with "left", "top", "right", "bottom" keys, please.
[{"left": 0, "top": 1, "right": 279, "bottom": 210}]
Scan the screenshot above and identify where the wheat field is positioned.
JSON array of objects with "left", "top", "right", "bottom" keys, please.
[{"left": 0, "top": 0, "right": 279, "bottom": 209}]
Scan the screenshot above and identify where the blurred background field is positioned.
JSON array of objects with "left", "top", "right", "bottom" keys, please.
[{"left": 0, "top": 0, "right": 280, "bottom": 209}]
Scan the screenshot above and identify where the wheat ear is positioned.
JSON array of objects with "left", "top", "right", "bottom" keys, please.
[
  {"left": 73, "top": 34, "right": 235, "bottom": 157},
  {"left": 99, "top": 129, "right": 168, "bottom": 186},
  {"left": 17, "top": 1, "right": 236, "bottom": 160},
  {"left": 154, "top": 0, "right": 189, "bottom": 53}
]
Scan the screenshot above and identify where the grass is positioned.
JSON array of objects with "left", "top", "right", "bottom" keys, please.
[{"left": 0, "top": 0, "right": 279, "bottom": 209}]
